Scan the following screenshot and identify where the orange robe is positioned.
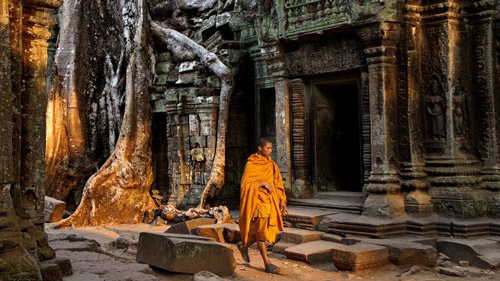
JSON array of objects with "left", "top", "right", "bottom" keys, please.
[{"left": 239, "top": 154, "right": 286, "bottom": 245}]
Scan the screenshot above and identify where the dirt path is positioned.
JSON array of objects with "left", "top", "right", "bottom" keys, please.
[{"left": 46, "top": 224, "right": 500, "bottom": 281}]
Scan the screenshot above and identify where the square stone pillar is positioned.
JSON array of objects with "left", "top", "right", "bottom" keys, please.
[{"left": 357, "top": 22, "right": 406, "bottom": 218}]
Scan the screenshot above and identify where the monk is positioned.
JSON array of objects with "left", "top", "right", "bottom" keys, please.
[{"left": 237, "top": 137, "right": 288, "bottom": 273}]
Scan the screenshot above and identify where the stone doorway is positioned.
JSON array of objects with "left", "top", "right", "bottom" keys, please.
[
  {"left": 255, "top": 88, "right": 277, "bottom": 161},
  {"left": 312, "top": 82, "right": 363, "bottom": 192}
]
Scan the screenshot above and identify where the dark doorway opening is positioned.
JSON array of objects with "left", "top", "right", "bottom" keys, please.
[
  {"left": 256, "top": 88, "right": 277, "bottom": 161},
  {"left": 313, "top": 83, "right": 362, "bottom": 192}
]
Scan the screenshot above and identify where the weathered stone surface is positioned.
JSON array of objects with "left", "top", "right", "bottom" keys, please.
[
  {"left": 285, "top": 240, "right": 343, "bottom": 264},
  {"left": 363, "top": 239, "right": 437, "bottom": 266},
  {"left": 165, "top": 218, "right": 216, "bottom": 235},
  {"left": 136, "top": 232, "right": 236, "bottom": 275},
  {"left": 40, "top": 261, "right": 63, "bottom": 281},
  {"left": 439, "top": 266, "right": 466, "bottom": 277},
  {"left": 50, "top": 240, "right": 100, "bottom": 252},
  {"left": 326, "top": 213, "right": 407, "bottom": 238},
  {"left": 437, "top": 238, "right": 500, "bottom": 269},
  {"left": 44, "top": 196, "right": 67, "bottom": 223},
  {"left": 271, "top": 241, "right": 296, "bottom": 254},
  {"left": 332, "top": 244, "right": 389, "bottom": 271},
  {"left": 277, "top": 228, "right": 323, "bottom": 244},
  {"left": 193, "top": 270, "right": 231, "bottom": 281},
  {"left": 320, "top": 233, "right": 344, "bottom": 243}
]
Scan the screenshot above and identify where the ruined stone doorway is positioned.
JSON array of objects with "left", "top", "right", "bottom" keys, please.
[
  {"left": 312, "top": 82, "right": 363, "bottom": 192},
  {"left": 256, "top": 88, "right": 277, "bottom": 161}
]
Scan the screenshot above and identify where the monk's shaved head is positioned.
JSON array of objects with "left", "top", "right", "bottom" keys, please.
[{"left": 256, "top": 137, "right": 272, "bottom": 150}]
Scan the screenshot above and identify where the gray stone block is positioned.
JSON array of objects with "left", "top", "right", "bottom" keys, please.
[
  {"left": 332, "top": 243, "right": 389, "bottom": 271},
  {"left": 285, "top": 240, "right": 343, "bottom": 264},
  {"left": 437, "top": 238, "right": 500, "bottom": 269},
  {"left": 44, "top": 196, "right": 66, "bottom": 223},
  {"left": 136, "top": 232, "right": 236, "bottom": 275}
]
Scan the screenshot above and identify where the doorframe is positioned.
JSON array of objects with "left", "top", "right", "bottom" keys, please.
[{"left": 307, "top": 72, "right": 366, "bottom": 193}]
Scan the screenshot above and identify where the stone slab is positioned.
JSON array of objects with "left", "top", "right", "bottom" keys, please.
[
  {"left": 222, "top": 223, "right": 241, "bottom": 244},
  {"left": 165, "top": 218, "right": 216, "bottom": 235},
  {"left": 362, "top": 239, "right": 437, "bottom": 266},
  {"left": 136, "top": 232, "right": 236, "bottom": 275},
  {"left": 437, "top": 238, "right": 500, "bottom": 269},
  {"left": 332, "top": 243, "right": 389, "bottom": 271},
  {"left": 285, "top": 240, "right": 343, "bottom": 264},
  {"left": 51, "top": 257, "right": 73, "bottom": 277},
  {"left": 277, "top": 227, "right": 323, "bottom": 244},
  {"left": 44, "top": 196, "right": 66, "bottom": 223},
  {"left": 40, "top": 261, "right": 63, "bottom": 281},
  {"left": 326, "top": 213, "right": 407, "bottom": 238},
  {"left": 321, "top": 233, "right": 344, "bottom": 243}
]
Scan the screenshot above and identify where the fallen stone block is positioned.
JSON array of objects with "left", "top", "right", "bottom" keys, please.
[
  {"left": 49, "top": 239, "right": 100, "bottom": 252},
  {"left": 165, "top": 218, "right": 216, "bottom": 235},
  {"left": 439, "top": 266, "right": 466, "bottom": 277},
  {"left": 193, "top": 224, "right": 225, "bottom": 242},
  {"left": 51, "top": 258, "right": 73, "bottom": 277},
  {"left": 285, "top": 240, "right": 343, "bottom": 264},
  {"left": 136, "top": 232, "right": 236, "bottom": 275},
  {"left": 222, "top": 224, "right": 241, "bottom": 244},
  {"left": 332, "top": 243, "right": 389, "bottom": 271},
  {"left": 363, "top": 239, "right": 437, "bottom": 266},
  {"left": 44, "top": 196, "right": 66, "bottom": 223},
  {"left": 277, "top": 228, "right": 323, "bottom": 244},
  {"left": 40, "top": 261, "right": 63, "bottom": 281},
  {"left": 437, "top": 238, "right": 500, "bottom": 269}
]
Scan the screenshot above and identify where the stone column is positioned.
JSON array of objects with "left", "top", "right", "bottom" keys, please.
[
  {"left": 421, "top": 1, "right": 486, "bottom": 219},
  {"left": 261, "top": 43, "right": 294, "bottom": 197},
  {"left": 357, "top": 22, "right": 405, "bottom": 218},
  {"left": 469, "top": 3, "right": 500, "bottom": 218},
  {"left": 401, "top": 1, "right": 433, "bottom": 216},
  {"left": 10, "top": 0, "right": 61, "bottom": 261}
]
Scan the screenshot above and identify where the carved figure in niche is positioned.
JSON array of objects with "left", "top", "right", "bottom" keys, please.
[
  {"left": 190, "top": 143, "right": 206, "bottom": 185},
  {"left": 453, "top": 78, "right": 468, "bottom": 138},
  {"left": 426, "top": 75, "right": 446, "bottom": 141}
]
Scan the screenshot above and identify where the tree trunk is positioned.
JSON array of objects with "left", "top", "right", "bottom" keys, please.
[
  {"left": 151, "top": 22, "right": 234, "bottom": 209},
  {"left": 58, "top": 0, "right": 155, "bottom": 227}
]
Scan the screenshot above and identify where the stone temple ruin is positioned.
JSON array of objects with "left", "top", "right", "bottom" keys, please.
[{"left": 1, "top": 0, "right": 500, "bottom": 280}]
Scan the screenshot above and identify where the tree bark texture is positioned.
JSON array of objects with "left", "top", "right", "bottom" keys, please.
[{"left": 57, "top": 0, "right": 156, "bottom": 227}]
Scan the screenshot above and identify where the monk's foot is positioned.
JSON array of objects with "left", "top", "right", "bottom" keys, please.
[
  {"left": 237, "top": 242, "right": 250, "bottom": 263},
  {"left": 265, "top": 264, "right": 280, "bottom": 274}
]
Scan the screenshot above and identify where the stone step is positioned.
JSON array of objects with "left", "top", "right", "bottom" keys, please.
[
  {"left": 332, "top": 243, "right": 389, "bottom": 271},
  {"left": 325, "top": 213, "right": 407, "bottom": 238},
  {"left": 288, "top": 198, "right": 363, "bottom": 215},
  {"left": 361, "top": 238, "right": 437, "bottom": 267},
  {"left": 284, "top": 240, "right": 344, "bottom": 264},
  {"left": 277, "top": 227, "right": 323, "bottom": 244},
  {"left": 283, "top": 207, "right": 337, "bottom": 230},
  {"left": 315, "top": 192, "right": 363, "bottom": 203}
]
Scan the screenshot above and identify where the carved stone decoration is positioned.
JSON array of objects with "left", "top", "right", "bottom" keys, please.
[
  {"left": 452, "top": 78, "right": 468, "bottom": 138},
  {"left": 425, "top": 75, "right": 446, "bottom": 142},
  {"left": 284, "top": 38, "right": 362, "bottom": 77},
  {"left": 290, "top": 78, "right": 311, "bottom": 198}
]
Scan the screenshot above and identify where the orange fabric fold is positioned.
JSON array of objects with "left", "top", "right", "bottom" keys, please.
[{"left": 239, "top": 154, "right": 286, "bottom": 245}]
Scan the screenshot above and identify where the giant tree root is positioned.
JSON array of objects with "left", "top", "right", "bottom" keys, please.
[{"left": 57, "top": 0, "right": 155, "bottom": 228}]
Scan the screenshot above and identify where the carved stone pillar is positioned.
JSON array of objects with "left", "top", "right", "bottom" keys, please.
[
  {"left": 421, "top": 1, "right": 485, "bottom": 219},
  {"left": 401, "top": 1, "right": 433, "bottom": 216},
  {"left": 469, "top": 2, "right": 500, "bottom": 218},
  {"left": 357, "top": 22, "right": 405, "bottom": 218},
  {"left": 261, "top": 43, "right": 294, "bottom": 197},
  {"left": 13, "top": 0, "right": 61, "bottom": 261}
]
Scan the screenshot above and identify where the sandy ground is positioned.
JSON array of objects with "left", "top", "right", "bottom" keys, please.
[{"left": 45, "top": 224, "right": 500, "bottom": 281}]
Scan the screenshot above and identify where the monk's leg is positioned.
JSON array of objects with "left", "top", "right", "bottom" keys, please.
[{"left": 257, "top": 240, "right": 271, "bottom": 266}]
